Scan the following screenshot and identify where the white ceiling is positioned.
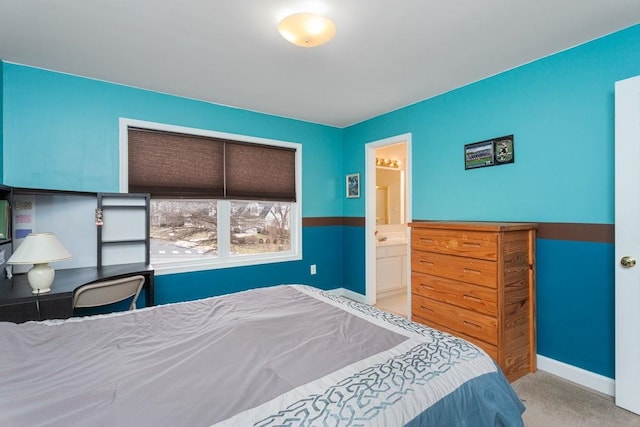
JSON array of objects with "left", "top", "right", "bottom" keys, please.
[{"left": 0, "top": 1, "right": 639, "bottom": 128}]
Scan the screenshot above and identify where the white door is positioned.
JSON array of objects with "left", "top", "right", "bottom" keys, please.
[{"left": 615, "top": 74, "right": 640, "bottom": 415}]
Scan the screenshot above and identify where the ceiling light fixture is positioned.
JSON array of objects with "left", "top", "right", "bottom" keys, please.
[{"left": 278, "top": 13, "right": 336, "bottom": 48}]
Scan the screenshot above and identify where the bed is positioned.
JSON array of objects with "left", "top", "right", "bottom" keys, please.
[{"left": 0, "top": 284, "right": 525, "bottom": 426}]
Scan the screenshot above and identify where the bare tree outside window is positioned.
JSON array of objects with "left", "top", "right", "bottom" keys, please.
[
  {"left": 230, "top": 201, "right": 291, "bottom": 255},
  {"left": 150, "top": 200, "right": 217, "bottom": 261},
  {"left": 150, "top": 199, "right": 292, "bottom": 262}
]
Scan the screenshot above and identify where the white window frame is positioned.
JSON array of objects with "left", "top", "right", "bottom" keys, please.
[{"left": 119, "top": 118, "right": 302, "bottom": 275}]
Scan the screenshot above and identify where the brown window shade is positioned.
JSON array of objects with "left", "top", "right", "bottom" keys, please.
[
  {"left": 128, "top": 128, "right": 225, "bottom": 198},
  {"left": 225, "top": 142, "right": 296, "bottom": 201},
  {"left": 128, "top": 128, "right": 296, "bottom": 201}
]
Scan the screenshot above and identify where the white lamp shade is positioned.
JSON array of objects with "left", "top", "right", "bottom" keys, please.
[
  {"left": 8, "top": 232, "right": 72, "bottom": 264},
  {"left": 8, "top": 232, "right": 71, "bottom": 294}
]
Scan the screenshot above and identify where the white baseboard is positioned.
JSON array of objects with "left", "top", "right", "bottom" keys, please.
[
  {"left": 537, "top": 354, "right": 615, "bottom": 396},
  {"left": 328, "top": 287, "right": 366, "bottom": 304}
]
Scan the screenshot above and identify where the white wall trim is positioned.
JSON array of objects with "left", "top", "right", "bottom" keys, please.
[
  {"left": 328, "top": 288, "right": 366, "bottom": 304},
  {"left": 364, "top": 133, "right": 412, "bottom": 306},
  {"left": 537, "top": 354, "right": 615, "bottom": 396}
]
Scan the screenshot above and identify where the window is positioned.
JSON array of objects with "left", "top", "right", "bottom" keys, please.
[
  {"left": 148, "top": 199, "right": 293, "bottom": 262},
  {"left": 150, "top": 199, "right": 218, "bottom": 261},
  {"left": 229, "top": 201, "right": 291, "bottom": 255},
  {"left": 120, "top": 119, "right": 301, "bottom": 274}
]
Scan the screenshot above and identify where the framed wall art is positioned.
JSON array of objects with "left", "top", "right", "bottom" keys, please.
[
  {"left": 464, "top": 135, "right": 514, "bottom": 170},
  {"left": 346, "top": 173, "right": 360, "bottom": 198},
  {"left": 494, "top": 135, "right": 515, "bottom": 165}
]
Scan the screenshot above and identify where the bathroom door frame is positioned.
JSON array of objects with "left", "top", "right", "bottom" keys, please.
[{"left": 364, "top": 133, "right": 412, "bottom": 307}]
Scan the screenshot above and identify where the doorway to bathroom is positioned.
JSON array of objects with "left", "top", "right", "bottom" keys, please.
[{"left": 364, "top": 133, "right": 411, "bottom": 318}]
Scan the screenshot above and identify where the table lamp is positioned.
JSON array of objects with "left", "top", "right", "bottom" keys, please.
[{"left": 7, "top": 232, "right": 72, "bottom": 294}]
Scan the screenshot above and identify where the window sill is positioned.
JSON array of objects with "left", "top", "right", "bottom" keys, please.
[{"left": 152, "top": 252, "right": 302, "bottom": 275}]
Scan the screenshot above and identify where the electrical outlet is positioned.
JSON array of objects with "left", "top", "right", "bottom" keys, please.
[{"left": 310, "top": 264, "right": 317, "bottom": 275}]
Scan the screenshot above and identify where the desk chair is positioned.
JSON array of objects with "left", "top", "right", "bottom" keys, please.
[{"left": 72, "top": 275, "right": 145, "bottom": 311}]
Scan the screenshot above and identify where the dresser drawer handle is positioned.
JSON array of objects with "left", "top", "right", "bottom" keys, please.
[
  {"left": 463, "top": 294, "right": 482, "bottom": 302},
  {"left": 419, "top": 238, "right": 435, "bottom": 244},
  {"left": 419, "top": 305, "right": 434, "bottom": 313},
  {"left": 419, "top": 283, "right": 435, "bottom": 291},
  {"left": 462, "top": 242, "right": 481, "bottom": 248},
  {"left": 419, "top": 260, "right": 434, "bottom": 266},
  {"left": 463, "top": 320, "right": 482, "bottom": 330},
  {"left": 462, "top": 268, "right": 481, "bottom": 275}
]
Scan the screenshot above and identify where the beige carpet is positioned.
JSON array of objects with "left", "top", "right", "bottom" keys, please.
[{"left": 512, "top": 371, "right": 640, "bottom": 426}]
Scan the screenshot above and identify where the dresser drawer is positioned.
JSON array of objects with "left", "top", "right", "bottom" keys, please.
[
  {"left": 412, "top": 294, "right": 497, "bottom": 346},
  {"left": 412, "top": 272, "right": 497, "bottom": 316},
  {"left": 412, "top": 314, "right": 499, "bottom": 361},
  {"left": 411, "top": 228, "right": 497, "bottom": 260},
  {"left": 412, "top": 251, "right": 497, "bottom": 288}
]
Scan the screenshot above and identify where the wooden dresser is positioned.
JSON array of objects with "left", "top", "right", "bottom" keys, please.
[{"left": 409, "top": 221, "right": 537, "bottom": 382}]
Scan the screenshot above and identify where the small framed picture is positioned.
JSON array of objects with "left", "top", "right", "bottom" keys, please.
[
  {"left": 494, "top": 136, "right": 515, "bottom": 165},
  {"left": 464, "top": 140, "right": 495, "bottom": 170},
  {"left": 346, "top": 173, "right": 360, "bottom": 198},
  {"left": 465, "top": 135, "right": 514, "bottom": 170}
]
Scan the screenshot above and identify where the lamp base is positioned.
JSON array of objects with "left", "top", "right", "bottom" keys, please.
[{"left": 27, "top": 263, "right": 55, "bottom": 294}]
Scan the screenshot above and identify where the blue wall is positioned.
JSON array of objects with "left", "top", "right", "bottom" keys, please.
[
  {"left": 536, "top": 239, "right": 614, "bottom": 376},
  {"left": 154, "top": 226, "right": 345, "bottom": 303},
  {"left": 1, "top": 64, "right": 344, "bottom": 218},
  {"left": 1, "top": 63, "right": 349, "bottom": 301},
  {"left": 346, "top": 25, "right": 640, "bottom": 223},
  {"left": 3, "top": 24, "right": 640, "bottom": 380},
  {"left": 342, "top": 24, "right": 640, "bottom": 379}
]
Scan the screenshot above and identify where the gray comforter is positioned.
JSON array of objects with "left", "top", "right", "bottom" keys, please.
[{"left": 0, "top": 285, "right": 524, "bottom": 426}]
